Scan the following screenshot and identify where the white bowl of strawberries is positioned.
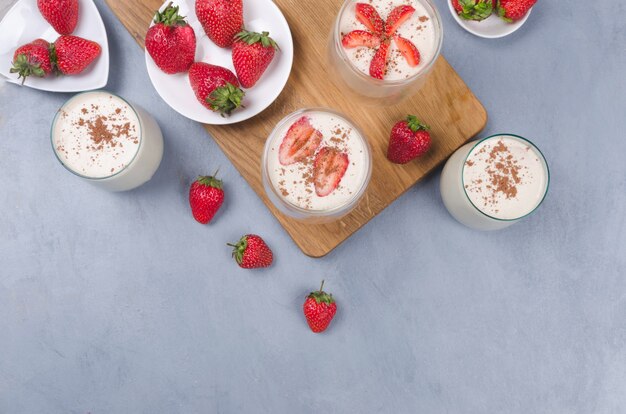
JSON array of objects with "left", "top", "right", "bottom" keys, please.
[
  {"left": 0, "top": 0, "right": 109, "bottom": 91},
  {"left": 448, "top": 0, "right": 535, "bottom": 39},
  {"left": 145, "top": 0, "right": 293, "bottom": 125}
]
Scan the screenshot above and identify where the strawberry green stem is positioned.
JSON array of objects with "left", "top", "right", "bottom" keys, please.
[{"left": 406, "top": 115, "right": 429, "bottom": 132}]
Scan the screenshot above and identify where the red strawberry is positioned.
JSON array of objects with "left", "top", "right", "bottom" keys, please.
[
  {"left": 52, "top": 35, "right": 101, "bottom": 75},
  {"left": 232, "top": 30, "right": 278, "bottom": 89},
  {"left": 228, "top": 234, "right": 273, "bottom": 269},
  {"left": 387, "top": 115, "right": 431, "bottom": 164},
  {"left": 393, "top": 35, "right": 420, "bottom": 67},
  {"left": 452, "top": 0, "right": 493, "bottom": 21},
  {"left": 385, "top": 5, "right": 415, "bottom": 37},
  {"left": 189, "top": 174, "right": 224, "bottom": 224},
  {"left": 37, "top": 0, "right": 78, "bottom": 35},
  {"left": 188, "top": 62, "right": 245, "bottom": 116},
  {"left": 303, "top": 280, "right": 337, "bottom": 333},
  {"left": 146, "top": 3, "right": 196, "bottom": 74},
  {"left": 369, "top": 39, "right": 390, "bottom": 79},
  {"left": 341, "top": 30, "right": 381, "bottom": 49},
  {"left": 10, "top": 39, "right": 53, "bottom": 84},
  {"left": 278, "top": 116, "right": 323, "bottom": 165},
  {"left": 496, "top": 0, "right": 536, "bottom": 21},
  {"left": 196, "top": 0, "right": 243, "bottom": 48},
  {"left": 313, "top": 147, "right": 349, "bottom": 197},
  {"left": 355, "top": 3, "right": 384, "bottom": 35}
]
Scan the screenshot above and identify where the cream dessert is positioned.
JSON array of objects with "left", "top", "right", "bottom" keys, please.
[
  {"left": 51, "top": 91, "right": 164, "bottom": 191},
  {"left": 440, "top": 134, "right": 549, "bottom": 230},
  {"left": 339, "top": 0, "right": 438, "bottom": 80},
  {"left": 263, "top": 109, "right": 371, "bottom": 221},
  {"left": 328, "top": 0, "right": 443, "bottom": 103}
]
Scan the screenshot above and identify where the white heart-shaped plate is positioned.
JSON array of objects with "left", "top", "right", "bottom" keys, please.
[
  {"left": 145, "top": 0, "right": 293, "bottom": 125},
  {"left": 0, "top": 0, "right": 109, "bottom": 92},
  {"left": 447, "top": 1, "right": 532, "bottom": 39}
]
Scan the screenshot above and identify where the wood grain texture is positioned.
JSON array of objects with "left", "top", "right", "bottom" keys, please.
[{"left": 105, "top": 0, "right": 487, "bottom": 257}]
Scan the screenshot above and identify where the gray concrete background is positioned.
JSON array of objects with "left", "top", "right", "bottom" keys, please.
[{"left": 1, "top": 0, "right": 625, "bottom": 413}]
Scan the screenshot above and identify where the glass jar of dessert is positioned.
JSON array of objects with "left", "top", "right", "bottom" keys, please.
[
  {"left": 440, "top": 134, "right": 550, "bottom": 230},
  {"left": 262, "top": 108, "right": 372, "bottom": 223},
  {"left": 328, "top": 0, "right": 443, "bottom": 104},
  {"left": 51, "top": 90, "right": 164, "bottom": 191}
]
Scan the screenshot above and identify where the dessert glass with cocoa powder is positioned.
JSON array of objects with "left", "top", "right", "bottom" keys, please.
[
  {"left": 262, "top": 108, "right": 372, "bottom": 223},
  {"left": 328, "top": 0, "right": 443, "bottom": 104},
  {"left": 51, "top": 91, "right": 163, "bottom": 191},
  {"left": 440, "top": 134, "right": 550, "bottom": 230}
]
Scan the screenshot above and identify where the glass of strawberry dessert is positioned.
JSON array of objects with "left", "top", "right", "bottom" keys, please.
[
  {"left": 328, "top": 0, "right": 443, "bottom": 104},
  {"left": 262, "top": 108, "right": 372, "bottom": 223}
]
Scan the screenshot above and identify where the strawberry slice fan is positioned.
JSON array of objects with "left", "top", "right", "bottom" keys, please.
[{"left": 342, "top": 3, "right": 420, "bottom": 80}]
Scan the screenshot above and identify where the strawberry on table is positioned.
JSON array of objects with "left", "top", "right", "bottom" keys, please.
[
  {"left": 385, "top": 5, "right": 415, "bottom": 37},
  {"left": 496, "top": 0, "right": 536, "bottom": 21},
  {"left": 313, "top": 147, "right": 349, "bottom": 197},
  {"left": 189, "top": 62, "right": 245, "bottom": 116},
  {"left": 10, "top": 39, "right": 53, "bottom": 84},
  {"left": 189, "top": 174, "right": 224, "bottom": 224},
  {"left": 387, "top": 115, "right": 432, "bottom": 164},
  {"left": 393, "top": 35, "right": 420, "bottom": 67},
  {"left": 232, "top": 30, "right": 279, "bottom": 89},
  {"left": 228, "top": 234, "right": 273, "bottom": 269},
  {"left": 52, "top": 35, "right": 101, "bottom": 75},
  {"left": 303, "top": 280, "right": 337, "bottom": 333},
  {"left": 196, "top": 0, "right": 243, "bottom": 48},
  {"left": 146, "top": 2, "right": 196, "bottom": 74},
  {"left": 37, "top": 0, "right": 79, "bottom": 35},
  {"left": 451, "top": 0, "right": 493, "bottom": 21},
  {"left": 355, "top": 3, "right": 384, "bottom": 35},
  {"left": 278, "top": 116, "right": 323, "bottom": 165}
]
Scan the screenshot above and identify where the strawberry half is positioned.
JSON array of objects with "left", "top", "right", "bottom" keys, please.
[
  {"left": 278, "top": 116, "right": 323, "bottom": 165},
  {"left": 385, "top": 5, "right": 415, "bottom": 37},
  {"left": 313, "top": 147, "right": 349, "bottom": 197},
  {"left": 341, "top": 30, "right": 381, "bottom": 49},
  {"left": 369, "top": 39, "right": 390, "bottom": 80},
  {"left": 355, "top": 3, "right": 384, "bottom": 35},
  {"left": 393, "top": 35, "right": 420, "bottom": 67}
]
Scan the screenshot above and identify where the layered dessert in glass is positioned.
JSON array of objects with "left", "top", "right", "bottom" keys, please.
[
  {"left": 262, "top": 108, "right": 372, "bottom": 222},
  {"left": 328, "top": 0, "right": 443, "bottom": 104},
  {"left": 440, "top": 134, "right": 549, "bottom": 230},
  {"left": 51, "top": 91, "right": 164, "bottom": 191}
]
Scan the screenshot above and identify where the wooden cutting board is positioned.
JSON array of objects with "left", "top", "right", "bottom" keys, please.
[{"left": 105, "top": 0, "right": 487, "bottom": 257}]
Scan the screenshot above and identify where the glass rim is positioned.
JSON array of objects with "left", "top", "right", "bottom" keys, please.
[
  {"left": 333, "top": 0, "right": 444, "bottom": 86},
  {"left": 262, "top": 107, "right": 372, "bottom": 217},
  {"left": 461, "top": 133, "right": 550, "bottom": 222},
  {"left": 50, "top": 90, "right": 143, "bottom": 181}
]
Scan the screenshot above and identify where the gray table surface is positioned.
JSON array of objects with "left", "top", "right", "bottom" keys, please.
[{"left": 1, "top": 0, "right": 625, "bottom": 412}]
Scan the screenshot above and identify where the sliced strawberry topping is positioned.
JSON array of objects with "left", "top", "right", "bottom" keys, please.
[
  {"left": 385, "top": 5, "right": 415, "bottom": 36},
  {"left": 313, "top": 147, "right": 349, "bottom": 197},
  {"left": 278, "top": 116, "right": 323, "bottom": 165},
  {"left": 369, "top": 40, "right": 390, "bottom": 80},
  {"left": 355, "top": 3, "right": 385, "bottom": 35},
  {"left": 393, "top": 35, "right": 420, "bottom": 67},
  {"left": 342, "top": 30, "right": 381, "bottom": 48}
]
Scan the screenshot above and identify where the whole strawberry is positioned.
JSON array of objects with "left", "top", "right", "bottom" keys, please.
[
  {"left": 146, "top": 3, "right": 196, "bottom": 74},
  {"left": 387, "top": 115, "right": 432, "bottom": 164},
  {"left": 38, "top": 0, "right": 79, "bottom": 35},
  {"left": 10, "top": 39, "right": 53, "bottom": 84},
  {"left": 228, "top": 234, "right": 273, "bottom": 269},
  {"left": 52, "top": 35, "right": 101, "bottom": 75},
  {"left": 188, "top": 62, "right": 245, "bottom": 116},
  {"left": 232, "top": 30, "right": 278, "bottom": 88},
  {"left": 451, "top": 0, "right": 493, "bottom": 21},
  {"left": 196, "top": 0, "right": 243, "bottom": 48},
  {"left": 189, "top": 174, "right": 224, "bottom": 224},
  {"left": 303, "top": 280, "right": 337, "bottom": 333},
  {"left": 497, "top": 0, "right": 536, "bottom": 21}
]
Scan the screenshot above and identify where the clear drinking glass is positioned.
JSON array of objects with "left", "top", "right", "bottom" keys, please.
[
  {"left": 262, "top": 108, "right": 372, "bottom": 223},
  {"left": 328, "top": 0, "right": 443, "bottom": 105},
  {"left": 440, "top": 134, "right": 550, "bottom": 230},
  {"left": 51, "top": 91, "right": 164, "bottom": 192}
]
